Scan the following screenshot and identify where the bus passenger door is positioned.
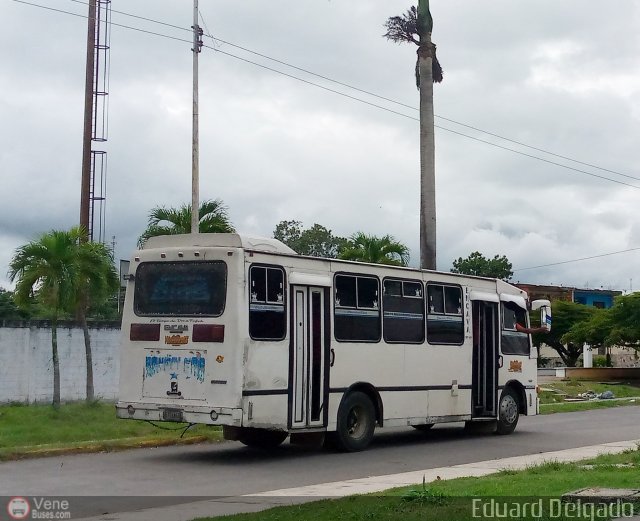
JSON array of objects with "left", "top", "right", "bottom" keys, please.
[
  {"left": 471, "top": 300, "right": 499, "bottom": 418},
  {"left": 290, "top": 286, "right": 328, "bottom": 429}
]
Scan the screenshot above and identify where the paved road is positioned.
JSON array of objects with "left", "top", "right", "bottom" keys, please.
[{"left": 1, "top": 406, "right": 639, "bottom": 518}]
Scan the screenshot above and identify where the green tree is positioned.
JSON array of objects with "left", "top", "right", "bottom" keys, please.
[
  {"left": 565, "top": 292, "right": 640, "bottom": 351},
  {"left": 8, "top": 227, "right": 118, "bottom": 406},
  {"left": 273, "top": 220, "right": 347, "bottom": 258},
  {"left": 138, "top": 199, "right": 235, "bottom": 247},
  {"left": 602, "top": 292, "right": 640, "bottom": 349},
  {"left": 0, "top": 288, "right": 31, "bottom": 320},
  {"left": 75, "top": 239, "right": 119, "bottom": 401},
  {"left": 384, "top": 2, "right": 443, "bottom": 270},
  {"left": 451, "top": 252, "right": 513, "bottom": 280},
  {"left": 339, "top": 232, "right": 410, "bottom": 266},
  {"left": 531, "top": 300, "right": 600, "bottom": 367}
]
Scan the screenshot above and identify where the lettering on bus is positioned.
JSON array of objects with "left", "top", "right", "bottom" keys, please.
[
  {"left": 464, "top": 287, "right": 472, "bottom": 339},
  {"left": 165, "top": 334, "right": 189, "bottom": 346}
]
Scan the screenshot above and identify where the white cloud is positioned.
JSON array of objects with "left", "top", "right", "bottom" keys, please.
[{"left": 1, "top": 0, "right": 639, "bottom": 295}]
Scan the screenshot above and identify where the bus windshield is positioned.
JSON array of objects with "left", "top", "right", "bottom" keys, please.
[{"left": 134, "top": 261, "right": 227, "bottom": 317}]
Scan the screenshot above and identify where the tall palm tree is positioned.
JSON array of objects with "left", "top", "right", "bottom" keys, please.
[
  {"left": 339, "top": 232, "right": 410, "bottom": 266},
  {"left": 9, "top": 227, "right": 118, "bottom": 406},
  {"left": 138, "top": 199, "right": 235, "bottom": 247},
  {"left": 384, "top": 2, "right": 443, "bottom": 270}
]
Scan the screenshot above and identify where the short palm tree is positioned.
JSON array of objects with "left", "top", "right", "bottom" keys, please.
[
  {"left": 75, "top": 239, "right": 119, "bottom": 402},
  {"left": 339, "top": 232, "right": 410, "bottom": 266},
  {"left": 138, "top": 199, "right": 235, "bottom": 247},
  {"left": 8, "top": 227, "right": 116, "bottom": 407}
]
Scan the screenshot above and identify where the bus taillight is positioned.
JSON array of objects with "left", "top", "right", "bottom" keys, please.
[
  {"left": 130, "top": 323, "right": 161, "bottom": 341},
  {"left": 193, "top": 324, "right": 225, "bottom": 343}
]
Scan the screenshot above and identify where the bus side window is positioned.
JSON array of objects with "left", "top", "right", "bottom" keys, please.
[
  {"left": 501, "top": 301, "right": 530, "bottom": 355},
  {"left": 249, "top": 265, "right": 286, "bottom": 341},
  {"left": 334, "top": 274, "right": 381, "bottom": 342},
  {"left": 502, "top": 301, "right": 528, "bottom": 331},
  {"left": 426, "top": 284, "right": 464, "bottom": 345},
  {"left": 383, "top": 279, "right": 425, "bottom": 344}
]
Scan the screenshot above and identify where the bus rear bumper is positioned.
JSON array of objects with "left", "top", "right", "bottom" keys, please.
[{"left": 116, "top": 401, "right": 243, "bottom": 426}]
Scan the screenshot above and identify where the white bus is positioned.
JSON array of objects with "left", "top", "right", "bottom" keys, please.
[{"left": 117, "top": 233, "right": 551, "bottom": 452}]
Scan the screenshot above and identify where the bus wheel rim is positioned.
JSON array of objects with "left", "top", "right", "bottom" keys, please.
[
  {"left": 500, "top": 395, "right": 518, "bottom": 424},
  {"left": 347, "top": 406, "right": 365, "bottom": 438}
]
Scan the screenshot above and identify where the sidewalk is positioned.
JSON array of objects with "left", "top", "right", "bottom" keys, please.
[{"left": 75, "top": 438, "right": 640, "bottom": 521}]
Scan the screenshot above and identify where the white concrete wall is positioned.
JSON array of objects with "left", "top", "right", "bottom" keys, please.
[{"left": 0, "top": 322, "right": 121, "bottom": 403}]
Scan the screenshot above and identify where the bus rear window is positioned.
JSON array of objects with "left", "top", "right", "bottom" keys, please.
[{"left": 134, "top": 261, "right": 227, "bottom": 316}]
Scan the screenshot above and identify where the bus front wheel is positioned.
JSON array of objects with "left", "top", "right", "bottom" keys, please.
[
  {"left": 334, "top": 391, "right": 376, "bottom": 452},
  {"left": 496, "top": 388, "right": 520, "bottom": 435}
]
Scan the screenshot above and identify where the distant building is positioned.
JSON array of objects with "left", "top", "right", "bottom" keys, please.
[{"left": 514, "top": 283, "right": 621, "bottom": 309}]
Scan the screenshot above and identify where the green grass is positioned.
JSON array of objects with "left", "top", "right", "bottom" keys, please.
[
  {"left": 0, "top": 401, "right": 221, "bottom": 460},
  {"left": 199, "top": 447, "right": 640, "bottom": 521},
  {"left": 539, "top": 380, "right": 640, "bottom": 404},
  {"left": 540, "top": 398, "right": 639, "bottom": 414}
]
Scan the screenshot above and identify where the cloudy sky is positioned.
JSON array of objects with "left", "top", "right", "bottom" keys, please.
[{"left": 1, "top": 0, "right": 639, "bottom": 292}]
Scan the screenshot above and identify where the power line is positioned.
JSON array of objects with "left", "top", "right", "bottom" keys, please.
[
  {"left": 14, "top": 0, "right": 640, "bottom": 190},
  {"left": 205, "top": 46, "right": 640, "bottom": 190},
  {"left": 208, "top": 36, "right": 640, "bottom": 184},
  {"left": 13, "top": 0, "right": 193, "bottom": 44},
  {"left": 65, "top": 0, "right": 639, "bottom": 183},
  {"left": 514, "top": 247, "right": 640, "bottom": 272}
]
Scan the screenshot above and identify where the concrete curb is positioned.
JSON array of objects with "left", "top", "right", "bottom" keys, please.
[
  {"left": 247, "top": 439, "right": 640, "bottom": 498},
  {"left": 0, "top": 436, "right": 213, "bottom": 462}
]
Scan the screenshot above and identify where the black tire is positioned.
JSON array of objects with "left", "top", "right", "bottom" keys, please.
[
  {"left": 412, "top": 423, "right": 434, "bottom": 431},
  {"left": 496, "top": 388, "right": 520, "bottom": 435},
  {"left": 334, "top": 391, "right": 376, "bottom": 452},
  {"left": 237, "top": 428, "right": 288, "bottom": 449}
]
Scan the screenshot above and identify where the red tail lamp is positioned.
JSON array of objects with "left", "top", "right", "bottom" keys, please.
[
  {"left": 130, "top": 323, "right": 161, "bottom": 341},
  {"left": 193, "top": 324, "right": 225, "bottom": 343}
]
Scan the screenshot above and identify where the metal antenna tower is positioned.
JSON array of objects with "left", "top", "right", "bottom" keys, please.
[{"left": 80, "top": 0, "right": 112, "bottom": 243}]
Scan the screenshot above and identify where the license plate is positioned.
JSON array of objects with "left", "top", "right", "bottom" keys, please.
[{"left": 162, "top": 408, "right": 184, "bottom": 422}]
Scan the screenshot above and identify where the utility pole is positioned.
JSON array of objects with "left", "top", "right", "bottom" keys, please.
[
  {"left": 80, "top": 0, "right": 98, "bottom": 240},
  {"left": 191, "top": 0, "right": 203, "bottom": 235}
]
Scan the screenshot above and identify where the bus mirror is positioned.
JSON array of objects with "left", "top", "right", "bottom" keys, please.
[
  {"left": 531, "top": 299, "right": 552, "bottom": 332},
  {"left": 540, "top": 306, "right": 552, "bottom": 332}
]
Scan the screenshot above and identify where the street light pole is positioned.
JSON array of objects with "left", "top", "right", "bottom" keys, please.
[{"left": 191, "top": 0, "right": 203, "bottom": 235}]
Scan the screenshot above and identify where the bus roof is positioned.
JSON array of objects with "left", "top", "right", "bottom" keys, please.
[
  {"left": 143, "top": 233, "right": 297, "bottom": 255},
  {"left": 140, "top": 233, "right": 526, "bottom": 299}
]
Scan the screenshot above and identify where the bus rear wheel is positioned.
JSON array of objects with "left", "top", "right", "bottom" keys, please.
[
  {"left": 334, "top": 391, "right": 376, "bottom": 452},
  {"left": 496, "top": 388, "right": 520, "bottom": 435},
  {"left": 237, "top": 428, "right": 288, "bottom": 449}
]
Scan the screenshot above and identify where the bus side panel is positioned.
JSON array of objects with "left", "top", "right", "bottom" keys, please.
[
  {"left": 242, "top": 341, "right": 290, "bottom": 428},
  {"left": 403, "top": 343, "right": 472, "bottom": 418}
]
